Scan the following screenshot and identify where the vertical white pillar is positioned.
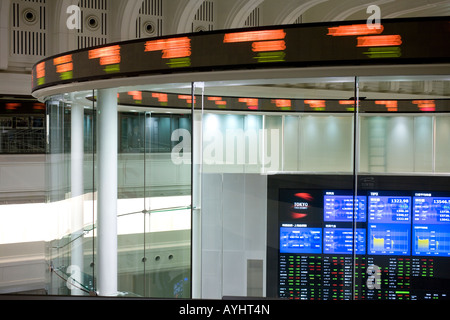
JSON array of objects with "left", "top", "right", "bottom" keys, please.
[
  {"left": 97, "top": 88, "right": 118, "bottom": 296},
  {"left": 192, "top": 82, "right": 203, "bottom": 298},
  {"left": 192, "top": 113, "right": 203, "bottom": 299},
  {"left": 70, "top": 100, "right": 84, "bottom": 295}
]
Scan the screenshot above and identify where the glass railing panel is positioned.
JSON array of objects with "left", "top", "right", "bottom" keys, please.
[{"left": 44, "top": 91, "right": 97, "bottom": 296}]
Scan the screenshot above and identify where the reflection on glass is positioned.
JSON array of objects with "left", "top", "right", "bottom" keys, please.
[
  {"left": 21, "top": 76, "right": 450, "bottom": 300},
  {"left": 44, "top": 89, "right": 192, "bottom": 297}
]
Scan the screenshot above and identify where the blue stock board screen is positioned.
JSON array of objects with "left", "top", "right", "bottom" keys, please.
[
  {"left": 413, "top": 225, "right": 450, "bottom": 256},
  {"left": 280, "top": 227, "right": 322, "bottom": 254},
  {"left": 368, "top": 223, "right": 411, "bottom": 255},
  {"left": 413, "top": 194, "right": 450, "bottom": 224},
  {"left": 272, "top": 176, "right": 450, "bottom": 300},
  {"left": 368, "top": 192, "right": 411, "bottom": 223},
  {"left": 413, "top": 193, "right": 450, "bottom": 256},
  {"left": 323, "top": 228, "right": 366, "bottom": 254},
  {"left": 324, "top": 192, "right": 366, "bottom": 222}
]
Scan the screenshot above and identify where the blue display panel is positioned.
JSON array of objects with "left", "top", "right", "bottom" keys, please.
[
  {"left": 413, "top": 225, "right": 450, "bottom": 256},
  {"left": 324, "top": 192, "right": 366, "bottom": 222},
  {"left": 280, "top": 227, "right": 322, "bottom": 254},
  {"left": 270, "top": 175, "right": 450, "bottom": 301},
  {"left": 369, "top": 224, "right": 410, "bottom": 255},
  {"left": 412, "top": 193, "right": 450, "bottom": 256},
  {"left": 368, "top": 193, "right": 411, "bottom": 223},
  {"left": 323, "top": 227, "right": 366, "bottom": 254},
  {"left": 413, "top": 195, "right": 450, "bottom": 224}
]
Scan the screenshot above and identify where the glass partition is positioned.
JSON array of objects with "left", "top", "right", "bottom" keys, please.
[
  {"left": 45, "top": 86, "right": 192, "bottom": 297},
  {"left": 358, "top": 77, "right": 450, "bottom": 174},
  {"left": 355, "top": 77, "right": 450, "bottom": 301},
  {"left": 42, "top": 75, "right": 449, "bottom": 300},
  {"left": 198, "top": 77, "right": 358, "bottom": 299},
  {"left": 45, "top": 90, "right": 96, "bottom": 295},
  {"left": 196, "top": 76, "right": 450, "bottom": 300}
]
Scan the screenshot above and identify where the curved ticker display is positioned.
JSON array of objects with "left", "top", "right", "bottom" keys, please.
[
  {"left": 32, "top": 17, "right": 450, "bottom": 92},
  {"left": 114, "top": 90, "right": 450, "bottom": 113}
]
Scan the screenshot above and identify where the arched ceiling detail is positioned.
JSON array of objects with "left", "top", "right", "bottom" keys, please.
[
  {"left": 174, "top": 0, "right": 205, "bottom": 33},
  {"left": 223, "top": 0, "right": 264, "bottom": 29},
  {"left": 118, "top": 0, "right": 143, "bottom": 41},
  {"left": 274, "top": 0, "right": 329, "bottom": 25}
]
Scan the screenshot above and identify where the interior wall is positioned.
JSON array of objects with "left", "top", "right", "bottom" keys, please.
[
  {"left": 201, "top": 172, "right": 267, "bottom": 299},
  {"left": 436, "top": 116, "right": 450, "bottom": 173},
  {"left": 297, "top": 115, "right": 353, "bottom": 172},
  {"left": 359, "top": 115, "right": 449, "bottom": 174}
]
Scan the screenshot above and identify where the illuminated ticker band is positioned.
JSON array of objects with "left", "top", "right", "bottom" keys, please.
[
  {"left": 112, "top": 90, "right": 449, "bottom": 113},
  {"left": 31, "top": 17, "right": 450, "bottom": 93}
]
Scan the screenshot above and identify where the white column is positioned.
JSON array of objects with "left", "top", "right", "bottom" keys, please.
[
  {"left": 70, "top": 100, "right": 84, "bottom": 295},
  {"left": 192, "top": 112, "right": 203, "bottom": 298},
  {"left": 96, "top": 88, "right": 118, "bottom": 296},
  {"left": 192, "top": 82, "right": 203, "bottom": 298}
]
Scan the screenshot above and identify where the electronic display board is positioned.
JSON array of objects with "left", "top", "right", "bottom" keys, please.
[
  {"left": 413, "top": 225, "right": 450, "bottom": 256},
  {"left": 113, "top": 90, "right": 450, "bottom": 114},
  {"left": 280, "top": 227, "right": 322, "bottom": 254},
  {"left": 324, "top": 192, "right": 366, "bottom": 222},
  {"left": 413, "top": 192, "right": 450, "bottom": 257},
  {"left": 267, "top": 174, "right": 450, "bottom": 300},
  {"left": 323, "top": 227, "right": 366, "bottom": 254},
  {"left": 32, "top": 17, "right": 450, "bottom": 93},
  {"left": 413, "top": 193, "right": 450, "bottom": 224},
  {"left": 368, "top": 192, "right": 411, "bottom": 223},
  {"left": 368, "top": 223, "right": 411, "bottom": 255}
]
